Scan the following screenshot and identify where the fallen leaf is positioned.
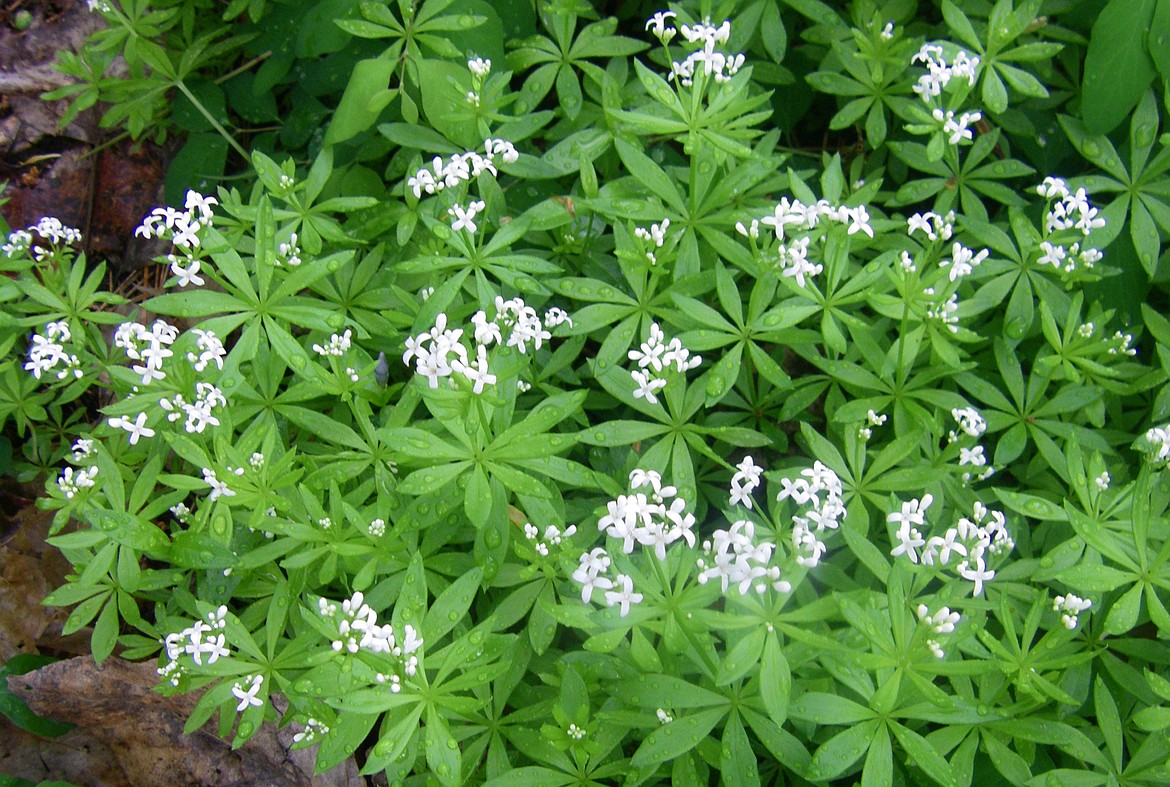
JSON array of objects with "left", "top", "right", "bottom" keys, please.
[{"left": 6, "top": 656, "right": 364, "bottom": 786}]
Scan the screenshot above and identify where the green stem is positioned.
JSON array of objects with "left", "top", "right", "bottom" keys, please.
[
  {"left": 175, "top": 79, "right": 249, "bottom": 161},
  {"left": 648, "top": 554, "right": 719, "bottom": 678},
  {"left": 214, "top": 51, "right": 273, "bottom": 85}
]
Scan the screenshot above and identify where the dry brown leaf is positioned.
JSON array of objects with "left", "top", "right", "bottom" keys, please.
[
  {"left": 0, "top": 505, "right": 74, "bottom": 661},
  {"left": 6, "top": 656, "right": 364, "bottom": 787}
]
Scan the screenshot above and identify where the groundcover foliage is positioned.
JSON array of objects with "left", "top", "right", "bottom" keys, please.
[{"left": 4, "top": 0, "right": 1170, "bottom": 783}]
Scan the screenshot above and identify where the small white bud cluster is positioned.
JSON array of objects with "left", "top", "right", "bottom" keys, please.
[
  {"left": 634, "top": 218, "right": 671, "bottom": 265},
  {"left": 916, "top": 604, "right": 961, "bottom": 658},
  {"left": 292, "top": 717, "right": 331, "bottom": 744},
  {"left": 859, "top": 409, "right": 887, "bottom": 441},
  {"left": 312, "top": 329, "right": 353, "bottom": 357},
  {"left": 369, "top": 518, "right": 386, "bottom": 537},
  {"left": 276, "top": 232, "right": 302, "bottom": 267},
  {"left": 1145, "top": 423, "right": 1170, "bottom": 467},
  {"left": 466, "top": 57, "right": 490, "bottom": 106},
  {"left": 656, "top": 708, "right": 674, "bottom": 724},
  {"left": 57, "top": 466, "right": 99, "bottom": 499},
  {"left": 522, "top": 522, "right": 578, "bottom": 558},
  {"left": 1053, "top": 594, "right": 1092, "bottom": 630}
]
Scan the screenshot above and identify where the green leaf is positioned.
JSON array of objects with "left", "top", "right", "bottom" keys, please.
[
  {"left": 1054, "top": 564, "right": 1134, "bottom": 592},
  {"left": 425, "top": 704, "right": 462, "bottom": 786},
  {"left": 759, "top": 633, "right": 791, "bottom": 725},
  {"left": 1148, "top": 0, "right": 1170, "bottom": 82},
  {"left": 791, "top": 692, "right": 874, "bottom": 725},
  {"left": 807, "top": 720, "right": 878, "bottom": 781},
  {"left": 630, "top": 706, "right": 728, "bottom": 768},
  {"left": 1082, "top": 0, "right": 1158, "bottom": 134},
  {"left": 890, "top": 720, "right": 958, "bottom": 787},
  {"left": 0, "top": 656, "right": 74, "bottom": 737},
  {"left": 1105, "top": 583, "right": 1144, "bottom": 635},
  {"left": 1094, "top": 677, "right": 1124, "bottom": 772},
  {"left": 717, "top": 626, "right": 766, "bottom": 686},
  {"left": 324, "top": 58, "right": 396, "bottom": 145},
  {"left": 614, "top": 137, "right": 685, "bottom": 213}
]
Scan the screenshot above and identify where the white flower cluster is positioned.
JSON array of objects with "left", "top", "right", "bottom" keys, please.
[
  {"left": 158, "top": 605, "right": 231, "bottom": 688},
  {"left": 2, "top": 218, "right": 82, "bottom": 261},
  {"left": 86, "top": 0, "right": 111, "bottom": 11},
  {"left": 571, "top": 549, "right": 643, "bottom": 617},
  {"left": 697, "top": 519, "right": 791, "bottom": 595},
  {"left": 1145, "top": 423, "right": 1170, "bottom": 467},
  {"left": 647, "top": 14, "right": 746, "bottom": 86},
  {"left": 906, "top": 211, "right": 955, "bottom": 243},
  {"left": 634, "top": 218, "right": 671, "bottom": 265},
  {"left": 312, "top": 329, "right": 352, "bottom": 357},
  {"left": 777, "top": 461, "right": 845, "bottom": 568},
  {"left": 656, "top": 708, "right": 674, "bottom": 724},
  {"left": 369, "top": 518, "right": 386, "bottom": 537},
  {"left": 1033, "top": 177, "right": 1106, "bottom": 274},
  {"left": 231, "top": 674, "right": 264, "bottom": 712},
  {"left": 160, "top": 382, "right": 227, "bottom": 434},
  {"left": 596, "top": 469, "right": 697, "bottom": 561},
  {"left": 25, "top": 320, "right": 83, "bottom": 381},
  {"left": 522, "top": 522, "right": 577, "bottom": 557},
  {"left": 407, "top": 139, "right": 519, "bottom": 198},
  {"left": 135, "top": 191, "right": 218, "bottom": 250},
  {"left": 1053, "top": 593, "right": 1092, "bottom": 630},
  {"left": 738, "top": 198, "right": 873, "bottom": 287},
  {"left": 292, "top": 717, "right": 331, "bottom": 745},
  {"left": 939, "top": 242, "right": 988, "bottom": 283},
  {"left": 932, "top": 108, "right": 983, "bottom": 146},
  {"left": 890, "top": 498, "right": 1011, "bottom": 596},
  {"left": 627, "top": 322, "right": 702, "bottom": 405},
  {"left": 728, "top": 456, "right": 763, "bottom": 509},
  {"left": 916, "top": 604, "right": 961, "bottom": 658},
  {"left": 404, "top": 297, "right": 559, "bottom": 393},
  {"left": 949, "top": 406, "right": 993, "bottom": 484},
  {"left": 114, "top": 319, "right": 179, "bottom": 385},
  {"left": 188, "top": 329, "right": 226, "bottom": 372},
  {"left": 109, "top": 413, "right": 155, "bottom": 445},
  {"left": 318, "top": 592, "right": 424, "bottom": 691},
  {"left": 911, "top": 44, "right": 980, "bottom": 102},
  {"left": 57, "top": 465, "right": 98, "bottom": 499}
]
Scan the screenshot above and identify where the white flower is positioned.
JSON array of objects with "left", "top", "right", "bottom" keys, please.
[
  {"left": 203, "top": 468, "right": 236, "bottom": 502},
  {"left": 604, "top": 574, "right": 643, "bottom": 616},
  {"left": 232, "top": 675, "right": 264, "bottom": 712},
  {"left": 958, "top": 556, "right": 995, "bottom": 596},
  {"left": 645, "top": 11, "right": 677, "bottom": 43},
  {"left": 448, "top": 200, "right": 486, "bottom": 233},
  {"left": 631, "top": 369, "right": 667, "bottom": 404},
  {"left": 109, "top": 412, "right": 155, "bottom": 445},
  {"left": 169, "top": 255, "right": 204, "bottom": 287}
]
